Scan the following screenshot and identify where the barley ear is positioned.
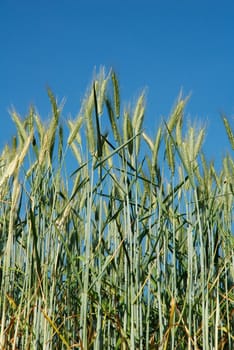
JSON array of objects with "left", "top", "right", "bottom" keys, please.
[
  {"left": 67, "top": 117, "right": 83, "bottom": 145},
  {"left": 123, "top": 110, "right": 133, "bottom": 156},
  {"left": 151, "top": 128, "right": 162, "bottom": 178},
  {"left": 167, "top": 94, "right": 189, "bottom": 133},
  {"left": 93, "top": 83, "right": 103, "bottom": 158},
  {"left": 194, "top": 128, "right": 205, "bottom": 159},
  {"left": 142, "top": 132, "right": 154, "bottom": 152},
  {"left": 11, "top": 110, "right": 27, "bottom": 143},
  {"left": 222, "top": 114, "right": 234, "bottom": 150},
  {"left": 84, "top": 86, "right": 95, "bottom": 155},
  {"left": 132, "top": 92, "right": 145, "bottom": 156},
  {"left": 111, "top": 71, "right": 120, "bottom": 118},
  {"left": 166, "top": 137, "right": 175, "bottom": 175},
  {"left": 105, "top": 97, "right": 122, "bottom": 145}
]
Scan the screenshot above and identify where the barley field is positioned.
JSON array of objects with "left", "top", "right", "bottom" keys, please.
[{"left": 0, "top": 69, "right": 233, "bottom": 349}]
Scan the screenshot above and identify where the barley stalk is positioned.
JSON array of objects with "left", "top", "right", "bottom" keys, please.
[{"left": 0, "top": 68, "right": 233, "bottom": 349}]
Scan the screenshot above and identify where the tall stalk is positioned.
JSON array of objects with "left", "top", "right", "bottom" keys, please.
[{"left": 0, "top": 68, "right": 233, "bottom": 349}]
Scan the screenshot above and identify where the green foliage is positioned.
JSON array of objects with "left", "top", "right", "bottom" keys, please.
[{"left": 0, "top": 69, "right": 233, "bottom": 349}]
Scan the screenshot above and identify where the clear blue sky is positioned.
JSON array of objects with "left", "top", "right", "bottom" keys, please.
[{"left": 1, "top": 0, "right": 234, "bottom": 167}]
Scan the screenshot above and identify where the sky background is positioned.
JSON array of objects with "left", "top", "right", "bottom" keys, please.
[{"left": 1, "top": 0, "right": 234, "bottom": 169}]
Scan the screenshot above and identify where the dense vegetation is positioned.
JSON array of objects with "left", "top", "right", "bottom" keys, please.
[{"left": 0, "top": 69, "right": 233, "bottom": 349}]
